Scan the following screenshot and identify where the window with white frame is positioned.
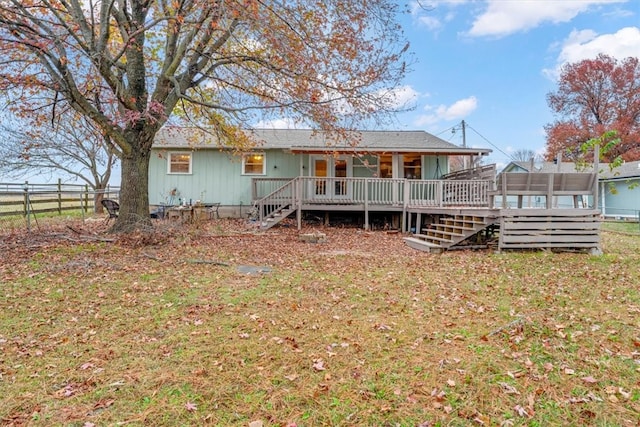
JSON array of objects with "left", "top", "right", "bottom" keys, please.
[
  {"left": 168, "top": 152, "right": 192, "bottom": 174},
  {"left": 242, "top": 152, "right": 266, "bottom": 175}
]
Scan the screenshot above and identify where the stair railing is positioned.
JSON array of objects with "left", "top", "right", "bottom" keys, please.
[{"left": 254, "top": 177, "right": 299, "bottom": 225}]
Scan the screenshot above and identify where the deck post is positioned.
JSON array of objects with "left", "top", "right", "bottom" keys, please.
[
  {"left": 364, "top": 178, "right": 369, "bottom": 230},
  {"left": 546, "top": 174, "right": 553, "bottom": 208},
  {"left": 296, "top": 178, "right": 302, "bottom": 230},
  {"left": 593, "top": 144, "right": 599, "bottom": 210},
  {"left": 502, "top": 174, "right": 507, "bottom": 209},
  {"left": 402, "top": 180, "right": 409, "bottom": 232}
]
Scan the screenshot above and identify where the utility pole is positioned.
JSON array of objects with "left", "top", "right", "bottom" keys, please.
[
  {"left": 461, "top": 120, "right": 468, "bottom": 169},
  {"left": 461, "top": 120, "right": 467, "bottom": 148}
]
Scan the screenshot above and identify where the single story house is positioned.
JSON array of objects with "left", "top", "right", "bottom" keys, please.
[
  {"left": 149, "top": 127, "right": 492, "bottom": 219},
  {"left": 149, "top": 128, "right": 605, "bottom": 253}
]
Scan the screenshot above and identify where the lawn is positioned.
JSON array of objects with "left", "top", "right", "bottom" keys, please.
[{"left": 1, "top": 219, "right": 639, "bottom": 426}]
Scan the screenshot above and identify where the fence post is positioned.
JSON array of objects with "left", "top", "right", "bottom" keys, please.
[
  {"left": 84, "top": 185, "right": 89, "bottom": 213},
  {"left": 23, "top": 181, "right": 28, "bottom": 217},
  {"left": 23, "top": 182, "right": 31, "bottom": 232},
  {"left": 57, "top": 178, "right": 62, "bottom": 215}
]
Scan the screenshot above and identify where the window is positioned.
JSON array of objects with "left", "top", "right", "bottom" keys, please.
[
  {"left": 168, "top": 152, "right": 192, "bottom": 174},
  {"left": 379, "top": 154, "right": 393, "bottom": 178},
  {"left": 403, "top": 154, "right": 422, "bottom": 179},
  {"left": 242, "top": 153, "right": 266, "bottom": 175}
]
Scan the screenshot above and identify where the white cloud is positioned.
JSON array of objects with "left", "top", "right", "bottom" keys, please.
[
  {"left": 253, "top": 117, "right": 309, "bottom": 129},
  {"left": 410, "top": 0, "right": 461, "bottom": 34},
  {"left": 380, "top": 85, "right": 419, "bottom": 109},
  {"left": 419, "top": 15, "right": 443, "bottom": 32},
  {"left": 414, "top": 96, "right": 478, "bottom": 126},
  {"left": 543, "top": 26, "right": 640, "bottom": 79},
  {"left": 468, "top": 0, "right": 626, "bottom": 38}
]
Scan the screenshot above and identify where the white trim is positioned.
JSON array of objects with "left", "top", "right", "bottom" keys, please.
[
  {"left": 167, "top": 151, "right": 192, "bottom": 174},
  {"left": 242, "top": 152, "right": 267, "bottom": 176}
]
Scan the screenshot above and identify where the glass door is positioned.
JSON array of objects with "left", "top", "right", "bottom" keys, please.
[
  {"left": 310, "top": 155, "right": 352, "bottom": 198},
  {"left": 334, "top": 158, "right": 348, "bottom": 196},
  {"left": 313, "top": 157, "right": 328, "bottom": 196}
]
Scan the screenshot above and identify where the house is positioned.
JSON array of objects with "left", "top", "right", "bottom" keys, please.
[
  {"left": 150, "top": 128, "right": 603, "bottom": 253},
  {"left": 149, "top": 127, "right": 492, "bottom": 221},
  {"left": 599, "top": 160, "right": 640, "bottom": 219}
]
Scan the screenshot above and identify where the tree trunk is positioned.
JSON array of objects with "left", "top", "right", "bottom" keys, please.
[
  {"left": 94, "top": 190, "right": 105, "bottom": 214},
  {"left": 112, "top": 146, "right": 151, "bottom": 232}
]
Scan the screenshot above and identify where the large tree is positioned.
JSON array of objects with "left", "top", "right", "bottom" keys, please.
[
  {"left": 510, "top": 148, "right": 542, "bottom": 163},
  {"left": 0, "top": 0, "right": 410, "bottom": 231},
  {"left": 545, "top": 54, "right": 640, "bottom": 162},
  {"left": 0, "top": 112, "right": 118, "bottom": 213}
]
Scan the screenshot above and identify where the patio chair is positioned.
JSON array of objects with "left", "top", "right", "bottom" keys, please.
[{"left": 101, "top": 199, "right": 120, "bottom": 224}]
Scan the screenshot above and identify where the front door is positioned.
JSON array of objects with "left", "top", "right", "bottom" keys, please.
[{"left": 311, "top": 155, "right": 351, "bottom": 198}]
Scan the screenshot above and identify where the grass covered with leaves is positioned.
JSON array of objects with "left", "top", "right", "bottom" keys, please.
[{"left": 1, "top": 219, "right": 639, "bottom": 426}]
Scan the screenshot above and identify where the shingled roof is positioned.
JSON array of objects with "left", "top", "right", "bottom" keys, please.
[
  {"left": 153, "top": 127, "right": 491, "bottom": 156},
  {"left": 599, "top": 160, "right": 640, "bottom": 180}
]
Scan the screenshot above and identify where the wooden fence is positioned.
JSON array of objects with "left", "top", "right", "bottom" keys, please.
[{"left": 0, "top": 180, "right": 120, "bottom": 219}]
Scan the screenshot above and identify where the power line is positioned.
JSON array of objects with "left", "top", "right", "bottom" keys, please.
[{"left": 464, "top": 122, "right": 513, "bottom": 160}]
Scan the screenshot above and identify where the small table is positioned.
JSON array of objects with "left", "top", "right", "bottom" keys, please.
[{"left": 167, "top": 206, "right": 194, "bottom": 223}]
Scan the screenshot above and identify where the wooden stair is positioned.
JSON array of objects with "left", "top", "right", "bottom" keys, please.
[
  {"left": 404, "top": 214, "right": 493, "bottom": 253},
  {"left": 260, "top": 207, "right": 295, "bottom": 230}
]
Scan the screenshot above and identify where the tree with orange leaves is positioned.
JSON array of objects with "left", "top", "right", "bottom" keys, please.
[
  {"left": 544, "top": 54, "right": 640, "bottom": 163},
  {"left": 0, "top": 0, "right": 411, "bottom": 231}
]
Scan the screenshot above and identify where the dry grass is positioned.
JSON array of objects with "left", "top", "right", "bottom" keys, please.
[{"left": 1, "top": 219, "right": 639, "bottom": 426}]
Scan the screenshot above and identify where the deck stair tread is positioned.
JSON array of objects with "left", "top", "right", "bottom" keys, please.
[
  {"left": 424, "top": 230, "right": 464, "bottom": 238},
  {"left": 414, "top": 233, "right": 454, "bottom": 243},
  {"left": 428, "top": 224, "right": 468, "bottom": 232},
  {"left": 403, "top": 237, "right": 444, "bottom": 253}
]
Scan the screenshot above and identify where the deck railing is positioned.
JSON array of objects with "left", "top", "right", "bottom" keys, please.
[{"left": 253, "top": 177, "right": 493, "bottom": 209}]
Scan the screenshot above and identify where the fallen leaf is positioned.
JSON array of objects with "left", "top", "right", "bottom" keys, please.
[
  {"left": 498, "top": 382, "right": 520, "bottom": 395},
  {"left": 514, "top": 404, "right": 531, "bottom": 418},
  {"left": 312, "top": 359, "right": 326, "bottom": 371},
  {"left": 618, "top": 388, "right": 631, "bottom": 399},
  {"left": 185, "top": 402, "right": 197, "bottom": 411},
  {"left": 581, "top": 376, "right": 598, "bottom": 384}
]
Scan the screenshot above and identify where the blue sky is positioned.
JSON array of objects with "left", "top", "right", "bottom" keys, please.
[{"left": 392, "top": 0, "right": 640, "bottom": 169}]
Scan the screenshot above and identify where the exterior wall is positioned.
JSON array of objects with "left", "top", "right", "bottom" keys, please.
[
  {"left": 149, "top": 148, "right": 453, "bottom": 208},
  {"left": 149, "top": 148, "right": 299, "bottom": 206},
  {"left": 422, "top": 156, "right": 449, "bottom": 179},
  {"left": 601, "top": 178, "right": 640, "bottom": 218}
]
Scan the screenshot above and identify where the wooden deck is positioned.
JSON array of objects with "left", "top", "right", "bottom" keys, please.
[{"left": 252, "top": 173, "right": 602, "bottom": 253}]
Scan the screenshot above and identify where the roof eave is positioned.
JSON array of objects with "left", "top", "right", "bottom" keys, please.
[{"left": 288, "top": 147, "right": 491, "bottom": 155}]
